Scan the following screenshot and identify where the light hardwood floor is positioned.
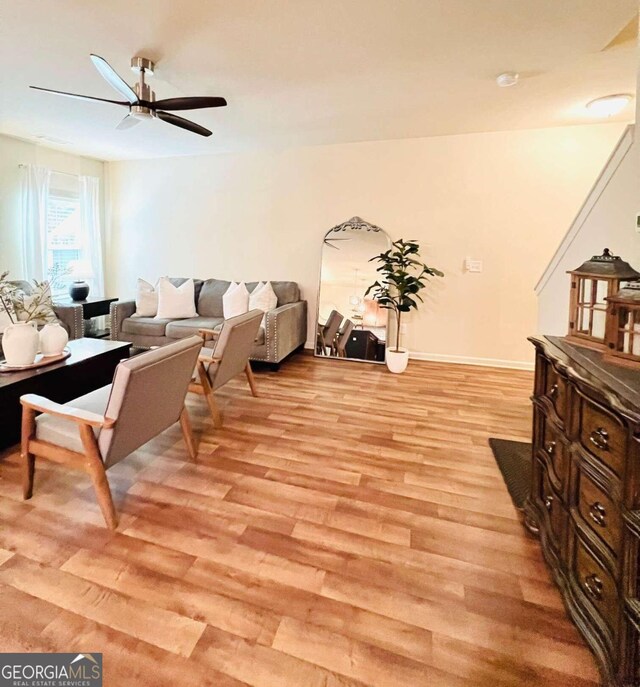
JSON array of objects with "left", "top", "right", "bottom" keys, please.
[{"left": 0, "top": 354, "right": 599, "bottom": 686}]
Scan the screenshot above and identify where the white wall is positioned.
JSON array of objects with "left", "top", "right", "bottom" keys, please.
[
  {"left": 0, "top": 134, "right": 105, "bottom": 279},
  {"left": 106, "top": 122, "right": 625, "bottom": 367},
  {"left": 536, "top": 126, "right": 640, "bottom": 334}
]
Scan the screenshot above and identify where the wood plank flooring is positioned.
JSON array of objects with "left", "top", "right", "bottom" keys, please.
[{"left": 0, "top": 353, "right": 599, "bottom": 686}]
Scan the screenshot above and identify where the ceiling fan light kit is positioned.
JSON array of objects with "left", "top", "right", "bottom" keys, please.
[{"left": 30, "top": 54, "right": 227, "bottom": 137}]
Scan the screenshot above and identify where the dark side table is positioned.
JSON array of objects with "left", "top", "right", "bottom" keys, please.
[{"left": 57, "top": 297, "right": 118, "bottom": 339}]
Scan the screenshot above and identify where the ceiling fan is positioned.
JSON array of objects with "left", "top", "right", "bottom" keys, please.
[{"left": 30, "top": 54, "right": 227, "bottom": 137}]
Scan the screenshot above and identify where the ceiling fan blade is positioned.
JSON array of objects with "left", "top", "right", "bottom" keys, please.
[
  {"left": 156, "top": 110, "right": 212, "bottom": 137},
  {"left": 116, "top": 114, "right": 141, "bottom": 130},
  {"left": 150, "top": 96, "right": 227, "bottom": 111},
  {"left": 90, "top": 54, "right": 138, "bottom": 104},
  {"left": 29, "top": 86, "right": 129, "bottom": 106}
]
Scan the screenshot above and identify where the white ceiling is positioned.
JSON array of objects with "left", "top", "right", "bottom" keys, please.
[{"left": 0, "top": 0, "right": 637, "bottom": 161}]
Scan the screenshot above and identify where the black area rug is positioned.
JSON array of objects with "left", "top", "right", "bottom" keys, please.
[{"left": 488, "top": 438, "right": 532, "bottom": 510}]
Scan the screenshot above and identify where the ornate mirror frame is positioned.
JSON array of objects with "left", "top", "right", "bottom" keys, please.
[{"left": 315, "top": 216, "right": 392, "bottom": 364}]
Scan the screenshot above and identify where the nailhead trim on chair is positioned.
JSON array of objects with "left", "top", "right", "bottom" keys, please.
[
  {"left": 73, "top": 305, "right": 83, "bottom": 339},
  {"left": 109, "top": 302, "right": 118, "bottom": 341}
]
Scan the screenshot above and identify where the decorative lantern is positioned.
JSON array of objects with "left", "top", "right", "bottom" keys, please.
[
  {"left": 604, "top": 283, "right": 640, "bottom": 368},
  {"left": 566, "top": 248, "right": 640, "bottom": 350}
]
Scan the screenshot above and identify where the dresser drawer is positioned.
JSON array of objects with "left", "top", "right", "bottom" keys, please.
[
  {"left": 574, "top": 535, "right": 620, "bottom": 639},
  {"left": 538, "top": 465, "right": 565, "bottom": 553},
  {"left": 577, "top": 393, "right": 628, "bottom": 479},
  {"left": 538, "top": 415, "right": 569, "bottom": 492},
  {"left": 544, "top": 364, "right": 568, "bottom": 423},
  {"left": 576, "top": 465, "right": 622, "bottom": 558}
]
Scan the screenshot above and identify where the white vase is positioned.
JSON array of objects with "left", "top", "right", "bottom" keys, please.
[
  {"left": 386, "top": 347, "right": 409, "bottom": 374},
  {"left": 39, "top": 322, "right": 69, "bottom": 357},
  {"left": 2, "top": 322, "right": 39, "bottom": 367}
]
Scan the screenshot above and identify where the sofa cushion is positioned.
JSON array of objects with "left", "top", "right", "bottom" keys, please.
[
  {"left": 165, "top": 317, "right": 224, "bottom": 339},
  {"left": 246, "top": 281, "right": 299, "bottom": 306},
  {"left": 122, "top": 316, "right": 173, "bottom": 337},
  {"left": 197, "top": 279, "right": 231, "bottom": 317}
]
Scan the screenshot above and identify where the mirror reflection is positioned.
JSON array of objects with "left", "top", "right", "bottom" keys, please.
[{"left": 316, "top": 217, "right": 391, "bottom": 363}]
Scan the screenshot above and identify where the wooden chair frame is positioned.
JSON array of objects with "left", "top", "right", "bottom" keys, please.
[
  {"left": 189, "top": 327, "right": 259, "bottom": 427},
  {"left": 20, "top": 394, "right": 196, "bottom": 529}
]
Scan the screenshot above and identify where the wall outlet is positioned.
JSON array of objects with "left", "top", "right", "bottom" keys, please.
[
  {"left": 464, "top": 257, "right": 483, "bottom": 273},
  {"left": 400, "top": 324, "right": 408, "bottom": 334}
]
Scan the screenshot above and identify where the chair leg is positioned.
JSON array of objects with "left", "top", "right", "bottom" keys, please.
[
  {"left": 21, "top": 406, "right": 36, "bottom": 500},
  {"left": 198, "top": 363, "right": 223, "bottom": 428},
  {"left": 79, "top": 424, "right": 118, "bottom": 529},
  {"left": 179, "top": 407, "right": 198, "bottom": 459},
  {"left": 245, "top": 362, "right": 259, "bottom": 397}
]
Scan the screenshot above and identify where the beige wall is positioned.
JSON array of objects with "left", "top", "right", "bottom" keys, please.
[
  {"left": 537, "top": 127, "right": 640, "bottom": 335},
  {"left": 106, "top": 122, "right": 625, "bottom": 367},
  {"left": 0, "top": 134, "right": 105, "bottom": 278}
]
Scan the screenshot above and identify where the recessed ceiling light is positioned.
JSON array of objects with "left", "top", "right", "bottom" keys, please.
[
  {"left": 585, "top": 94, "right": 632, "bottom": 118},
  {"left": 496, "top": 72, "right": 519, "bottom": 88}
]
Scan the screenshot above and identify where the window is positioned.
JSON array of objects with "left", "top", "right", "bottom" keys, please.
[
  {"left": 21, "top": 166, "right": 104, "bottom": 298},
  {"left": 46, "top": 189, "right": 82, "bottom": 297}
]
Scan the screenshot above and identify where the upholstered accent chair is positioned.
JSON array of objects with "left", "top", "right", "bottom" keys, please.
[
  {"left": 335, "top": 319, "right": 355, "bottom": 357},
  {"left": 316, "top": 309, "right": 343, "bottom": 355},
  {"left": 190, "top": 310, "right": 262, "bottom": 427},
  {"left": 20, "top": 336, "right": 202, "bottom": 529}
]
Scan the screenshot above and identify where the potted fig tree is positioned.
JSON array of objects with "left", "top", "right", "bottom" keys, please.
[{"left": 365, "top": 239, "right": 443, "bottom": 373}]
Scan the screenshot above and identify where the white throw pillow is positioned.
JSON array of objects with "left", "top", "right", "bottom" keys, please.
[
  {"left": 222, "top": 281, "right": 249, "bottom": 319},
  {"left": 155, "top": 277, "right": 197, "bottom": 319},
  {"left": 249, "top": 281, "right": 278, "bottom": 327},
  {"left": 133, "top": 278, "right": 159, "bottom": 317}
]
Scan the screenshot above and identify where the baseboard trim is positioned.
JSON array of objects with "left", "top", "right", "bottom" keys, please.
[
  {"left": 304, "top": 342, "right": 534, "bottom": 371},
  {"left": 408, "top": 351, "right": 535, "bottom": 371}
]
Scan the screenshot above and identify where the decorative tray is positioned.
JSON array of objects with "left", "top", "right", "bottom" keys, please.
[{"left": 0, "top": 348, "right": 71, "bottom": 373}]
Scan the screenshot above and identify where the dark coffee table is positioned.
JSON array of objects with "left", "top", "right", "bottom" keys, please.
[{"left": 0, "top": 338, "right": 131, "bottom": 450}]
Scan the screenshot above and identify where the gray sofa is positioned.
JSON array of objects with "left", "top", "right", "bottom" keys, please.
[
  {"left": 0, "top": 280, "right": 84, "bottom": 356},
  {"left": 110, "top": 278, "right": 307, "bottom": 367}
]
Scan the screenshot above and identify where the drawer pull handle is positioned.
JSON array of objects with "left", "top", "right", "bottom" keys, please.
[
  {"left": 589, "top": 502, "right": 606, "bottom": 527},
  {"left": 545, "top": 441, "right": 556, "bottom": 456},
  {"left": 589, "top": 428, "right": 609, "bottom": 451},
  {"left": 544, "top": 495, "right": 553, "bottom": 512},
  {"left": 548, "top": 384, "right": 558, "bottom": 399},
  {"left": 584, "top": 573, "right": 603, "bottom": 601}
]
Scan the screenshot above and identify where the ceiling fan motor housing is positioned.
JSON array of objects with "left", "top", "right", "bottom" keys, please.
[
  {"left": 130, "top": 56, "right": 154, "bottom": 75},
  {"left": 132, "top": 61, "right": 155, "bottom": 117}
]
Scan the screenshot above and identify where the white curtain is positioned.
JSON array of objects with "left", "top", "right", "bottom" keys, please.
[
  {"left": 79, "top": 175, "right": 105, "bottom": 297},
  {"left": 21, "top": 165, "right": 51, "bottom": 281}
]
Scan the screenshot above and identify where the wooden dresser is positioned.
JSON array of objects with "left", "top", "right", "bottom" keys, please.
[{"left": 525, "top": 336, "right": 640, "bottom": 686}]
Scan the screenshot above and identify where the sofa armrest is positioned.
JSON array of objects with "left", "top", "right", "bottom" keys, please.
[
  {"left": 262, "top": 300, "right": 307, "bottom": 363},
  {"left": 52, "top": 303, "right": 83, "bottom": 340},
  {"left": 110, "top": 300, "right": 136, "bottom": 341}
]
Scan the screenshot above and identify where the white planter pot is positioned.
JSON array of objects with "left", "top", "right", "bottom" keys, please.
[
  {"left": 386, "top": 347, "right": 409, "bottom": 374},
  {"left": 39, "top": 322, "right": 69, "bottom": 357},
  {"left": 2, "top": 322, "right": 39, "bottom": 367}
]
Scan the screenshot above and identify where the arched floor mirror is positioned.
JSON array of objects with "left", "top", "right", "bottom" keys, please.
[{"left": 316, "top": 216, "right": 391, "bottom": 363}]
